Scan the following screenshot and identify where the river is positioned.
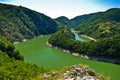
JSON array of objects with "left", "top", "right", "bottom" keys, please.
[
  {"left": 71, "top": 29, "right": 85, "bottom": 42},
  {"left": 16, "top": 35, "right": 120, "bottom": 80},
  {"left": 74, "top": 32, "right": 84, "bottom": 42}
]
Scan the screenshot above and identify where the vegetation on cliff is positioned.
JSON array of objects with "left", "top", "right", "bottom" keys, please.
[
  {"left": 0, "top": 3, "right": 58, "bottom": 42},
  {"left": 0, "top": 36, "right": 48, "bottom": 79},
  {"left": 49, "top": 29, "right": 120, "bottom": 60}
]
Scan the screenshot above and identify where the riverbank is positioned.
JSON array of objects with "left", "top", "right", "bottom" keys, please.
[
  {"left": 47, "top": 42, "right": 93, "bottom": 60},
  {"left": 80, "top": 35, "right": 96, "bottom": 41},
  {"left": 46, "top": 41, "right": 80, "bottom": 57},
  {"left": 16, "top": 35, "right": 120, "bottom": 80},
  {"left": 47, "top": 42, "right": 120, "bottom": 64},
  {"left": 89, "top": 56, "right": 120, "bottom": 64},
  {"left": 71, "top": 29, "right": 96, "bottom": 42}
]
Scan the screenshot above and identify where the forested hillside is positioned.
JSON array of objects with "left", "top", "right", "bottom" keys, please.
[
  {"left": 49, "top": 29, "right": 120, "bottom": 63},
  {"left": 73, "top": 8, "right": 120, "bottom": 38},
  {"left": 0, "top": 2, "right": 119, "bottom": 80},
  {"left": 54, "top": 8, "right": 120, "bottom": 39},
  {"left": 71, "top": 13, "right": 95, "bottom": 25},
  {"left": 55, "top": 16, "right": 76, "bottom": 28},
  {"left": 0, "top": 3, "right": 119, "bottom": 42},
  {"left": 0, "top": 36, "right": 48, "bottom": 79},
  {"left": 49, "top": 28, "right": 75, "bottom": 49},
  {"left": 0, "top": 3, "right": 58, "bottom": 42},
  {"left": 0, "top": 36, "right": 23, "bottom": 60}
]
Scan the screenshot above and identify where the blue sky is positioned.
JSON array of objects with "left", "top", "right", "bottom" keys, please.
[{"left": 0, "top": 0, "right": 120, "bottom": 19}]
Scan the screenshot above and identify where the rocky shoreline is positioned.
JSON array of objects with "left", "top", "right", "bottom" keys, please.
[
  {"left": 46, "top": 41, "right": 120, "bottom": 64},
  {"left": 46, "top": 41, "right": 81, "bottom": 57}
]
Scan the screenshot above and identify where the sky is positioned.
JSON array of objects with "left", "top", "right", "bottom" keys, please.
[{"left": 0, "top": 0, "right": 120, "bottom": 19}]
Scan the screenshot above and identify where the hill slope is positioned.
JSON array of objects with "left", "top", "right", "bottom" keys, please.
[
  {"left": 73, "top": 8, "right": 120, "bottom": 38},
  {"left": 0, "top": 36, "right": 48, "bottom": 79},
  {"left": 55, "top": 16, "right": 76, "bottom": 28},
  {"left": 0, "top": 3, "right": 58, "bottom": 42},
  {"left": 49, "top": 29, "right": 120, "bottom": 63},
  {"left": 71, "top": 13, "right": 95, "bottom": 25}
]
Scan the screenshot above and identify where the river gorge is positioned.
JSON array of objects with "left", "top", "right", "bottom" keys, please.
[{"left": 16, "top": 35, "right": 120, "bottom": 80}]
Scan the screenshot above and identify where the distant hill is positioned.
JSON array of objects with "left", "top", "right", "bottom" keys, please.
[
  {"left": 0, "top": 3, "right": 120, "bottom": 41},
  {"left": 55, "top": 16, "right": 76, "bottom": 28},
  {"left": 55, "top": 8, "right": 120, "bottom": 38},
  {"left": 0, "top": 3, "right": 58, "bottom": 42},
  {"left": 73, "top": 8, "right": 120, "bottom": 38},
  {"left": 71, "top": 13, "right": 95, "bottom": 25}
]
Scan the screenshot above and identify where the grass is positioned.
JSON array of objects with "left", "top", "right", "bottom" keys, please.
[{"left": 16, "top": 35, "right": 120, "bottom": 80}]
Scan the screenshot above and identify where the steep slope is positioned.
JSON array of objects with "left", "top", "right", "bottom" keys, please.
[
  {"left": 55, "top": 16, "right": 76, "bottom": 28},
  {"left": 0, "top": 3, "right": 58, "bottom": 42},
  {"left": 0, "top": 36, "right": 48, "bottom": 79},
  {"left": 73, "top": 8, "right": 120, "bottom": 38},
  {"left": 0, "top": 36, "right": 23, "bottom": 60},
  {"left": 49, "top": 29, "right": 120, "bottom": 63},
  {"left": 49, "top": 28, "right": 75, "bottom": 49},
  {"left": 71, "top": 13, "right": 95, "bottom": 25}
]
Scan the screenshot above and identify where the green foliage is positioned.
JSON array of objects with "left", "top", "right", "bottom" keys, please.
[
  {"left": 0, "top": 36, "right": 23, "bottom": 60},
  {"left": 0, "top": 36, "right": 48, "bottom": 79},
  {"left": 55, "top": 16, "right": 76, "bottom": 28},
  {"left": 0, "top": 3, "right": 57, "bottom": 42},
  {"left": 0, "top": 51, "right": 48, "bottom": 80},
  {"left": 55, "top": 8, "right": 120, "bottom": 39},
  {"left": 49, "top": 28, "right": 75, "bottom": 49},
  {"left": 71, "top": 14, "right": 95, "bottom": 25},
  {"left": 49, "top": 29, "right": 120, "bottom": 59},
  {"left": 88, "top": 35, "right": 120, "bottom": 58},
  {"left": 73, "top": 8, "right": 120, "bottom": 39}
]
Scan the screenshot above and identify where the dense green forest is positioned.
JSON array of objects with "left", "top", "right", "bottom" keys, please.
[
  {"left": 49, "top": 28, "right": 120, "bottom": 61},
  {"left": 54, "top": 8, "right": 120, "bottom": 39},
  {"left": 0, "top": 3, "right": 120, "bottom": 79},
  {"left": 0, "top": 36, "right": 48, "bottom": 79},
  {"left": 0, "top": 3, "right": 57, "bottom": 42},
  {"left": 0, "top": 51, "right": 48, "bottom": 79},
  {"left": 71, "top": 14, "right": 95, "bottom": 25},
  {"left": 0, "top": 3, "right": 120, "bottom": 42},
  {"left": 73, "top": 8, "right": 120, "bottom": 38},
  {"left": 0, "top": 36, "right": 23, "bottom": 60},
  {"left": 49, "top": 28, "right": 75, "bottom": 48},
  {"left": 55, "top": 16, "right": 76, "bottom": 28}
]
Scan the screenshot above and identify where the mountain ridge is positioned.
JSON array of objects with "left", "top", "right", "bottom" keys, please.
[
  {"left": 55, "top": 16, "right": 76, "bottom": 28},
  {"left": 55, "top": 8, "right": 120, "bottom": 39},
  {"left": 0, "top": 3, "right": 58, "bottom": 42},
  {"left": 0, "top": 3, "right": 120, "bottom": 41}
]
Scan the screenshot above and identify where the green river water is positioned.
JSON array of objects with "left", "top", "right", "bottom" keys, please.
[{"left": 16, "top": 35, "right": 120, "bottom": 80}]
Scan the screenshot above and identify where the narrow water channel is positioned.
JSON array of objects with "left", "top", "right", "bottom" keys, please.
[
  {"left": 71, "top": 29, "right": 85, "bottom": 42},
  {"left": 74, "top": 32, "right": 84, "bottom": 42}
]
